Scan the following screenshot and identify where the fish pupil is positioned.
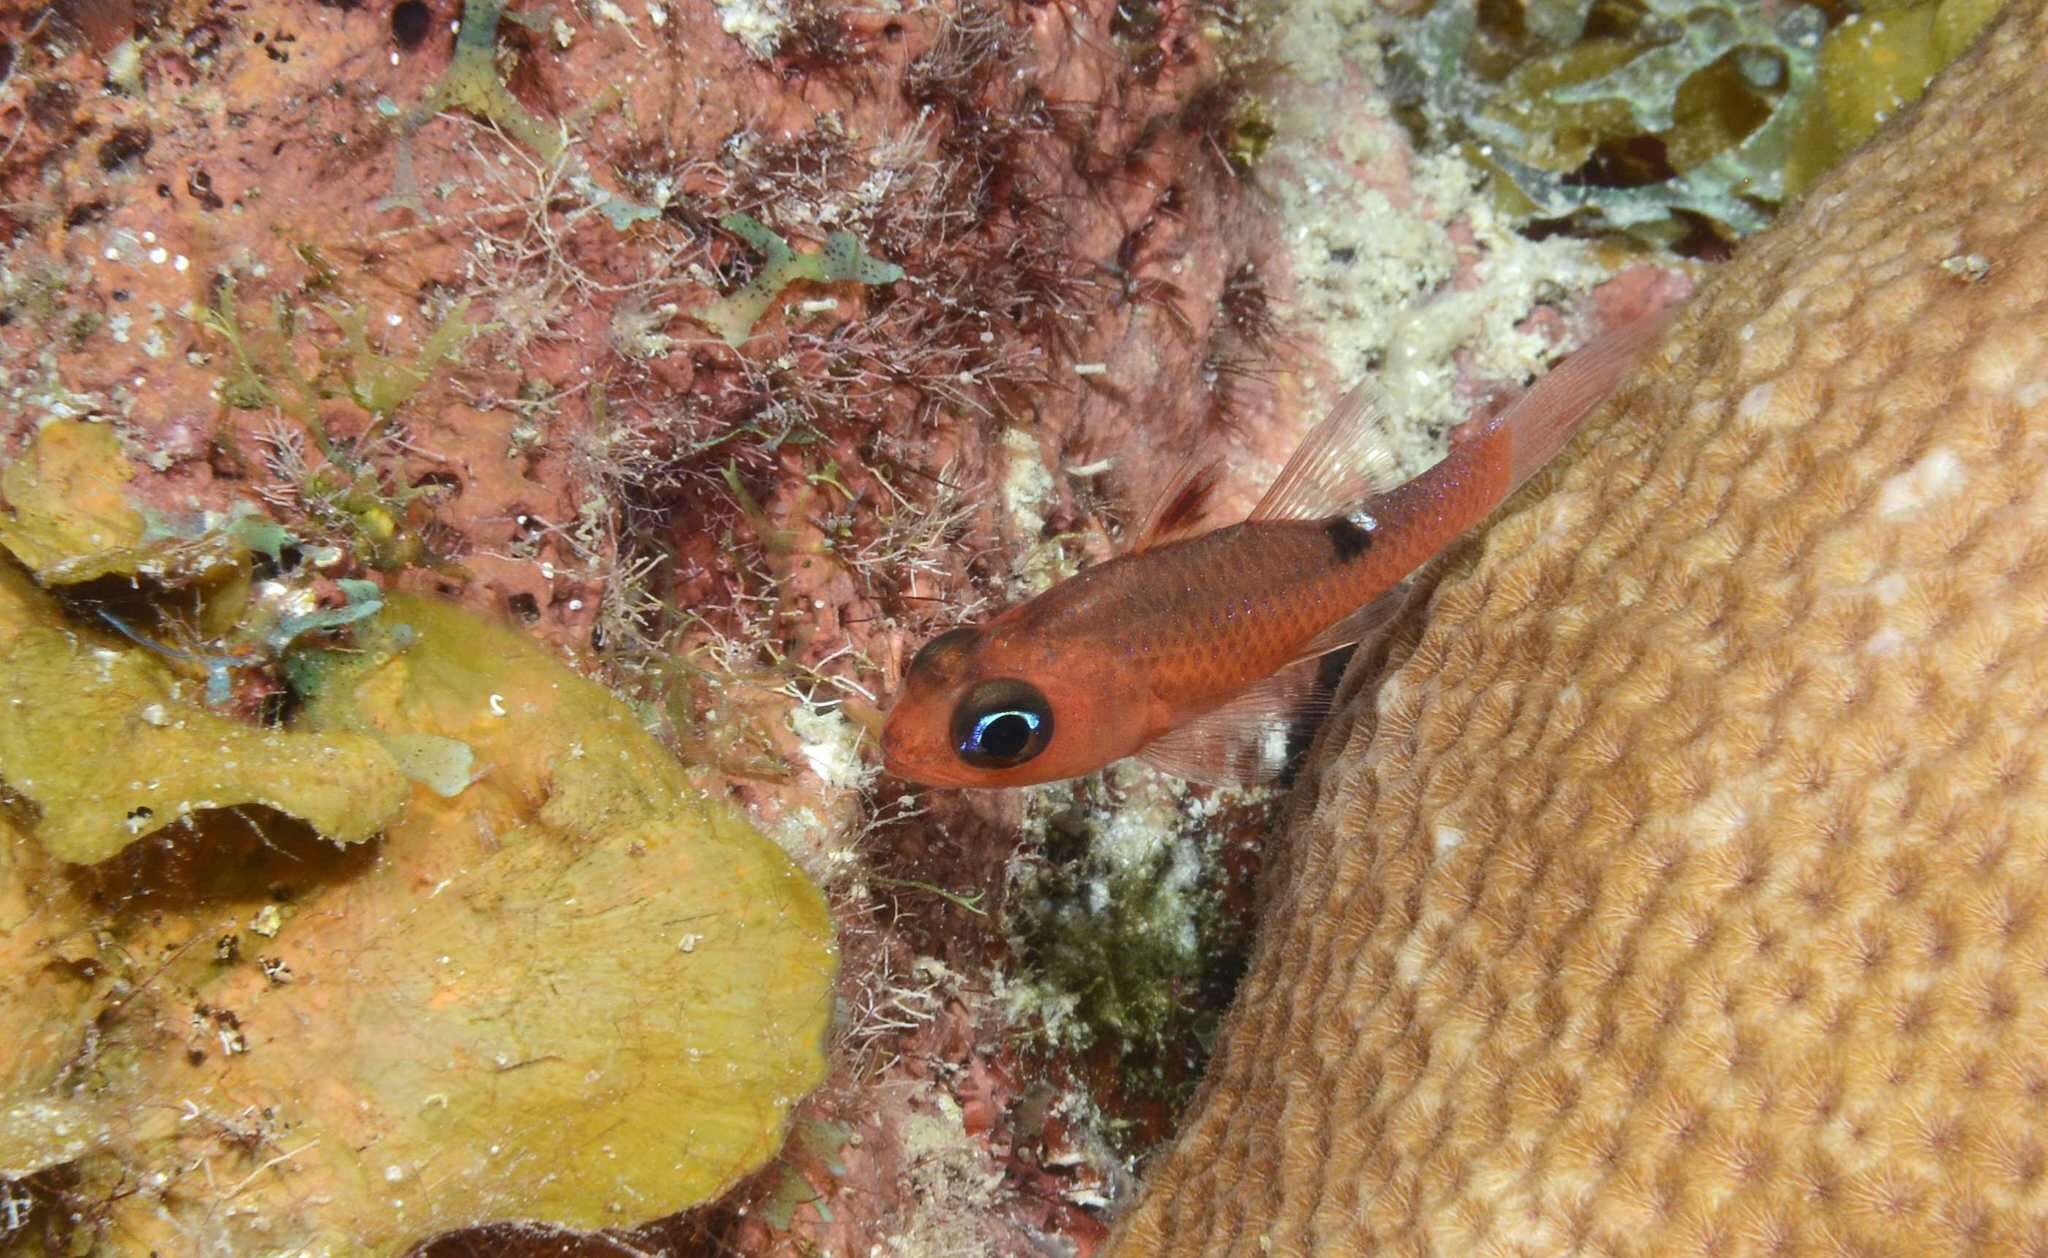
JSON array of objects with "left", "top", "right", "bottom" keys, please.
[
  {"left": 971, "top": 710, "right": 1038, "bottom": 758},
  {"left": 951, "top": 678, "right": 1054, "bottom": 768}
]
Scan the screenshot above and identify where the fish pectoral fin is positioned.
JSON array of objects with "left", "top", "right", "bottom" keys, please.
[
  {"left": 1288, "top": 580, "right": 1414, "bottom": 666},
  {"left": 1246, "top": 381, "right": 1407, "bottom": 523},
  {"left": 1125, "top": 455, "right": 1228, "bottom": 554},
  {"left": 1136, "top": 656, "right": 1336, "bottom": 787}
]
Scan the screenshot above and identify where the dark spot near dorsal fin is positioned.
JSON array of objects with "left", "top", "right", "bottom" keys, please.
[{"left": 1323, "top": 513, "right": 1373, "bottom": 561}]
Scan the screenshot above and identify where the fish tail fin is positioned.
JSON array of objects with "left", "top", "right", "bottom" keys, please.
[{"left": 1503, "top": 305, "right": 1677, "bottom": 495}]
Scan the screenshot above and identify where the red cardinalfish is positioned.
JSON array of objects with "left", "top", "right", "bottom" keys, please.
[{"left": 881, "top": 309, "right": 1674, "bottom": 788}]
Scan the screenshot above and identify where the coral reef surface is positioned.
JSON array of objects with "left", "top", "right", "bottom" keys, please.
[{"left": 1110, "top": 1, "right": 2048, "bottom": 1251}]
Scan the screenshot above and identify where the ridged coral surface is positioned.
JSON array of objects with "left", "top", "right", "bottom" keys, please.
[{"left": 1109, "top": 3, "right": 2048, "bottom": 1254}]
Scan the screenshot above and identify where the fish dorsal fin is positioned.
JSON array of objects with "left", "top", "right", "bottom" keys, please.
[
  {"left": 1136, "top": 656, "right": 1334, "bottom": 786},
  {"left": 1126, "top": 456, "right": 1227, "bottom": 554},
  {"left": 1248, "top": 382, "right": 1406, "bottom": 523},
  {"left": 1287, "top": 579, "right": 1413, "bottom": 666}
]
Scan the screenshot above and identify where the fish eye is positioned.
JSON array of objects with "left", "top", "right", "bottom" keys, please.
[{"left": 950, "top": 679, "right": 1054, "bottom": 769}]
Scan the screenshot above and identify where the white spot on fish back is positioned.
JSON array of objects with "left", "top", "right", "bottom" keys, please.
[
  {"left": 1870, "top": 573, "right": 1908, "bottom": 604},
  {"left": 1878, "top": 447, "right": 1964, "bottom": 517},
  {"left": 1866, "top": 627, "right": 1906, "bottom": 655},
  {"left": 1347, "top": 509, "right": 1379, "bottom": 533},
  {"left": 1737, "top": 381, "right": 1774, "bottom": 423}
]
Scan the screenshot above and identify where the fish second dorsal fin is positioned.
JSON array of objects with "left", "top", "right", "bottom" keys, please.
[
  {"left": 1247, "top": 382, "right": 1406, "bottom": 523},
  {"left": 1136, "top": 656, "right": 1334, "bottom": 786},
  {"left": 1125, "top": 456, "right": 1227, "bottom": 554}
]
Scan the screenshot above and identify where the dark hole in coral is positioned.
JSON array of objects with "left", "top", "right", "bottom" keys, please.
[
  {"left": 111, "top": 288, "right": 130, "bottom": 301},
  {"left": 882, "top": 18, "right": 902, "bottom": 40},
  {"left": 410, "top": 468, "right": 462, "bottom": 496},
  {"left": 390, "top": 0, "right": 431, "bottom": 48},
  {"left": 507, "top": 592, "right": 540, "bottom": 622},
  {"left": 187, "top": 165, "right": 223, "bottom": 210},
  {"left": 0, "top": 41, "right": 13, "bottom": 83},
  {"left": 264, "top": 42, "right": 287, "bottom": 62},
  {"left": 155, "top": 181, "right": 171, "bottom": 197},
  {"left": 96, "top": 124, "right": 152, "bottom": 172},
  {"left": 257, "top": 687, "right": 292, "bottom": 727},
  {"left": 183, "top": 18, "right": 224, "bottom": 59},
  {"left": 64, "top": 199, "right": 111, "bottom": 228}
]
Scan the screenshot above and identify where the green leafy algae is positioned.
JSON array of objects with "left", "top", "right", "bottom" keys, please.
[
  {"left": 0, "top": 422, "right": 837, "bottom": 1248},
  {"left": 1394, "top": 0, "right": 2006, "bottom": 240},
  {"left": 0, "top": 586, "right": 837, "bottom": 1251},
  {"left": 0, "top": 592, "right": 409, "bottom": 864},
  {"left": 1784, "top": 0, "right": 2005, "bottom": 196},
  {"left": 693, "top": 213, "right": 906, "bottom": 348},
  {"left": 1399, "top": 0, "right": 1826, "bottom": 237},
  {"left": 1002, "top": 771, "right": 1252, "bottom": 1126},
  {"left": 381, "top": 0, "right": 658, "bottom": 228}
]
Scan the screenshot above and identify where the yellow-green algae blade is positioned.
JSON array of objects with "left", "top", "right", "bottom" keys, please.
[
  {"left": 0, "top": 591, "right": 836, "bottom": 1252},
  {"left": 0, "top": 420, "right": 250, "bottom": 601},
  {"left": 283, "top": 593, "right": 839, "bottom": 1233},
  {"left": 0, "top": 772, "right": 104, "bottom": 1178},
  {"left": 0, "top": 421, "right": 143, "bottom": 577},
  {"left": 0, "top": 563, "right": 408, "bottom": 864}
]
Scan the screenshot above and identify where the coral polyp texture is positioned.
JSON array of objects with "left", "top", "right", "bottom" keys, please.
[{"left": 1110, "top": 2, "right": 2048, "bottom": 1253}]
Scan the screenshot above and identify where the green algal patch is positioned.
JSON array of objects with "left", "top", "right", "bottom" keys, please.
[
  {"left": 1393, "top": 0, "right": 1826, "bottom": 239},
  {"left": 379, "top": 0, "right": 658, "bottom": 228},
  {"left": 692, "top": 212, "right": 906, "bottom": 349},
  {"left": 192, "top": 276, "right": 482, "bottom": 431},
  {"left": 191, "top": 275, "right": 483, "bottom": 568},
  {"left": 1000, "top": 767, "right": 1257, "bottom": 1128},
  {"left": 1391, "top": 0, "right": 2012, "bottom": 243},
  {"left": 1782, "top": 0, "right": 2005, "bottom": 197}
]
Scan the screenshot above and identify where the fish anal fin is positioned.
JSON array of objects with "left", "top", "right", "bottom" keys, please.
[
  {"left": 1248, "top": 383, "right": 1406, "bottom": 523},
  {"left": 1136, "top": 657, "right": 1334, "bottom": 787},
  {"left": 1288, "top": 580, "right": 1413, "bottom": 666},
  {"left": 1126, "top": 457, "right": 1227, "bottom": 554}
]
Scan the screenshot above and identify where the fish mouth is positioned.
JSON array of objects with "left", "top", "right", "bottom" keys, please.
[
  {"left": 878, "top": 725, "right": 970, "bottom": 788},
  {"left": 876, "top": 719, "right": 924, "bottom": 783}
]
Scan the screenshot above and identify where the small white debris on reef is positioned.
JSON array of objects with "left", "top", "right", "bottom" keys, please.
[
  {"left": 789, "top": 703, "right": 877, "bottom": 793},
  {"left": 1001, "top": 427, "right": 1071, "bottom": 598},
  {"left": 713, "top": 0, "right": 788, "bottom": 58},
  {"left": 1262, "top": 0, "right": 1611, "bottom": 471}
]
